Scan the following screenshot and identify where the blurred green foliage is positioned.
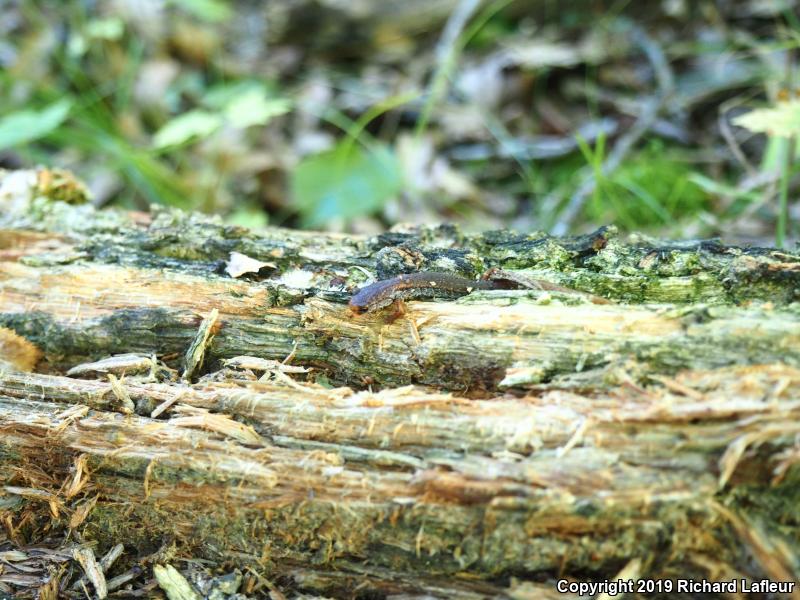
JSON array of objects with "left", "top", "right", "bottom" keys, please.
[
  {"left": 734, "top": 99, "right": 800, "bottom": 246},
  {"left": 0, "top": 100, "right": 72, "bottom": 150},
  {"left": 0, "top": 0, "right": 797, "bottom": 241},
  {"left": 291, "top": 142, "right": 402, "bottom": 228},
  {"left": 153, "top": 82, "right": 291, "bottom": 148},
  {"left": 583, "top": 141, "right": 710, "bottom": 230},
  {"left": 169, "top": 0, "right": 231, "bottom": 22}
]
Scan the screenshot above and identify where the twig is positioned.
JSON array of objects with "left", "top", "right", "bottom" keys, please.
[
  {"left": 435, "top": 0, "right": 482, "bottom": 64},
  {"left": 632, "top": 31, "right": 672, "bottom": 94},
  {"left": 71, "top": 543, "right": 124, "bottom": 591},
  {"left": 72, "top": 547, "right": 108, "bottom": 599},
  {"left": 415, "top": 0, "right": 482, "bottom": 136},
  {"left": 718, "top": 96, "right": 758, "bottom": 176}
]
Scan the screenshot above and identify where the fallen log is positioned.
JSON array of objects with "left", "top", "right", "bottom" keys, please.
[{"left": 0, "top": 168, "right": 799, "bottom": 598}]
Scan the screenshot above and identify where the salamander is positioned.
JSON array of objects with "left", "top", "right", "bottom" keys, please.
[{"left": 348, "top": 272, "right": 504, "bottom": 314}]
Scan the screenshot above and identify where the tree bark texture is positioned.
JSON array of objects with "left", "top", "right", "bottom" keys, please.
[{"left": 0, "top": 168, "right": 799, "bottom": 598}]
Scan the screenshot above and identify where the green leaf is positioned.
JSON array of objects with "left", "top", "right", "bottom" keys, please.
[
  {"left": 152, "top": 110, "right": 223, "bottom": 148},
  {"left": 85, "top": 17, "right": 125, "bottom": 40},
  {"left": 224, "top": 89, "right": 291, "bottom": 128},
  {"left": 733, "top": 100, "right": 800, "bottom": 138},
  {"left": 688, "top": 173, "right": 758, "bottom": 201},
  {"left": 0, "top": 100, "right": 72, "bottom": 151},
  {"left": 291, "top": 143, "right": 402, "bottom": 227},
  {"left": 203, "top": 80, "right": 265, "bottom": 109},
  {"left": 167, "top": 0, "right": 232, "bottom": 22},
  {"left": 226, "top": 207, "right": 269, "bottom": 229}
]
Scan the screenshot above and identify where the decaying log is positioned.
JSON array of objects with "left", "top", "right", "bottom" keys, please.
[{"left": 1, "top": 168, "right": 799, "bottom": 599}]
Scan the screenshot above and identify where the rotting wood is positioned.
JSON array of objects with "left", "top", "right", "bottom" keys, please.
[
  {"left": 1, "top": 168, "right": 799, "bottom": 598},
  {"left": 1, "top": 366, "right": 799, "bottom": 597},
  {"left": 1, "top": 170, "right": 799, "bottom": 392}
]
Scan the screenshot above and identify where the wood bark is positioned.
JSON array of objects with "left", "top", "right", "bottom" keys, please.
[{"left": 0, "top": 168, "right": 799, "bottom": 598}]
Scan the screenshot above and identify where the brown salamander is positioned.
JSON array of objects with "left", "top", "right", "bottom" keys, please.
[{"left": 348, "top": 272, "right": 505, "bottom": 314}]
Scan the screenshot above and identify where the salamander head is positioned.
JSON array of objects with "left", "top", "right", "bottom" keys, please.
[{"left": 348, "top": 298, "right": 368, "bottom": 315}]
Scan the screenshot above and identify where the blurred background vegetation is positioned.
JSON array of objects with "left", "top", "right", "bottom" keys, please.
[{"left": 0, "top": 0, "right": 798, "bottom": 245}]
